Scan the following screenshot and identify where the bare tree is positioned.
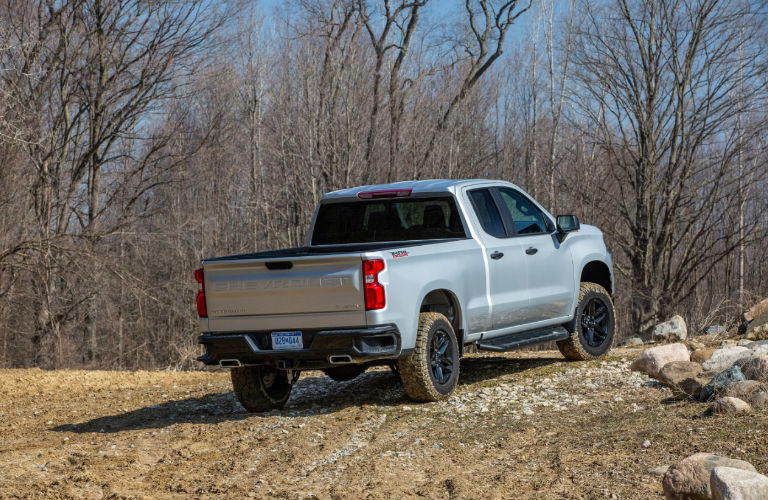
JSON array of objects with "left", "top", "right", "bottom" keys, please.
[
  {"left": 421, "top": 0, "right": 532, "bottom": 171},
  {"left": 572, "top": 0, "right": 768, "bottom": 334}
]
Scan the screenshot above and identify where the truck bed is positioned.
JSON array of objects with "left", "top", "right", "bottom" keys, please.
[{"left": 203, "top": 238, "right": 464, "bottom": 262}]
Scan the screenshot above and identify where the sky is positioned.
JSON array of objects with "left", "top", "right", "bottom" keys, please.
[{"left": 252, "top": 0, "right": 535, "bottom": 49}]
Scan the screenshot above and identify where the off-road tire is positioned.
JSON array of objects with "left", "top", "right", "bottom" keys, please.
[
  {"left": 230, "top": 366, "right": 296, "bottom": 412},
  {"left": 398, "top": 312, "right": 459, "bottom": 402},
  {"left": 323, "top": 365, "right": 366, "bottom": 382},
  {"left": 557, "top": 282, "right": 616, "bottom": 361}
]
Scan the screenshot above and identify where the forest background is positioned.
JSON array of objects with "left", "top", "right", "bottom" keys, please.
[{"left": 1, "top": 0, "right": 766, "bottom": 369}]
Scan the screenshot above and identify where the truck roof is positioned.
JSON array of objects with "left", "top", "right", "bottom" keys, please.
[{"left": 323, "top": 179, "right": 516, "bottom": 201}]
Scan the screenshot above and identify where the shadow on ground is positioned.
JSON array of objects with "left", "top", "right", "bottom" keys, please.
[{"left": 52, "top": 354, "right": 563, "bottom": 434}]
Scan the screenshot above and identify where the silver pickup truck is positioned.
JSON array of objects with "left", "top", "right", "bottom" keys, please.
[{"left": 195, "top": 179, "right": 615, "bottom": 411}]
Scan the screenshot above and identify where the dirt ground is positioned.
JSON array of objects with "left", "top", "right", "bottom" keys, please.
[{"left": 1, "top": 348, "right": 766, "bottom": 500}]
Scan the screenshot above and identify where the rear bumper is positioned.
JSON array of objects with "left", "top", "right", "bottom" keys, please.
[{"left": 197, "top": 324, "right": 401, "bottom": 370}]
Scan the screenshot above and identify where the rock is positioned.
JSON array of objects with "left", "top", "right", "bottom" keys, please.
[
  {"left": 702, "top": 347, "right": 752, "bottom": 373},
  {"left": 700, "top": 366, "right": 747, "bottom": 402},
  {"left": 671, "top": 373, "right": 716, "bottom": 400},
  {"left": 736, "top": 353, "right": 768, "bottom": 382},
  {"left": 737, "top": 339, "right": 752, "bottom": 346},
  {"left": 752, "top": 391, "right": 768, "bottom": 409},
  {"left": 720, "top": 339, "right": 738, "bottom": 348},
  {"left": 642, "top": 440, "right": 651, "bottom": 448},
  {"left": 744, "top": 297, "right": 768, "bottom": 322},
  {"left": 659, "top": 361, "right": 704, "bottom": 398},
  {"left": 625, "top": 337, "right": 644, "bottom": 346},
  {"left": 691, "top": 349, "right": 715, "bottom": 364},
  {"left": 747, "top": 340, "right": 768, "bottom": 350},
  {"left": 721, "top": 380, "right": 762, "bottom": 401},
  {"left": 660, "top": 361, "right": 703, "bottom": 385},
  {"left": 704, "top": 325, "right": 726, "bottom": 336},
  {"left": 746, "top": 323, "right": 768, "bottom": 341},
  {"left": 630, "top": 343, "right": 690, "bottom": 379},
  {"left": 746, "top": 302, "right": 768, "bottom": 340},
  {"left": 708, "top": 397, "right": 751, "bottom": 415},
  {"left": 710, "top": 466, "right": 768, "bottom": 500},
  {"left": 653, "top": 315, "right": 688, "bottom": 342},
  {"left": 663, "top": 453, "right": 757, "bottom": 500}
]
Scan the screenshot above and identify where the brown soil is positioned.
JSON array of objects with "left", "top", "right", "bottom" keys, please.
[{"left": 1, "top": 348, "right": 766, "bottom": 499}]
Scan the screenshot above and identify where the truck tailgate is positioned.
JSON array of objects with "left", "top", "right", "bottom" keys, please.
[{"left": 202, "top": 255, "right": 366, "bottom": 331}]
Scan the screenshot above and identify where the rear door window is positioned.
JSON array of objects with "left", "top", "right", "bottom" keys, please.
[
  {"left": 468, "top": 189, "right": 507, "bottom": 239},
  {"left": 312, "top": 196, "right": 467, "bottom": 245}
]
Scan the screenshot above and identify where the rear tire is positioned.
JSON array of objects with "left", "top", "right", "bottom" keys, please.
[
  {"left": 230, "top": 366, "right": 296, "bottom": 412},
  {"left": 323, "top": 365, "right": 366, "bottom": 382},
  {"left": 398, "top": 312, "right": 459, "bottom": 402},
  {"left": 557, "top": 282, "right": 615, "bottom": 361}
]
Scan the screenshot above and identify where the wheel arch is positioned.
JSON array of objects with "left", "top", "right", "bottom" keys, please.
[
  {"left": 580, "top": 260, "right": 613, "bottom": 296},
  {"left": 419, "top": 288, "right": 463, "bottom": 346}
]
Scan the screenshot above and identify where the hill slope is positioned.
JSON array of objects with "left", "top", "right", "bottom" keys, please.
[{"left": 1, "top": 349, "right": 766, "bottom": 499}]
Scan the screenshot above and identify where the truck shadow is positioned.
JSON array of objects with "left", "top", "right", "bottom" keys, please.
[{"left": 51, "top": 355, "right": 561, "bottom": 434}]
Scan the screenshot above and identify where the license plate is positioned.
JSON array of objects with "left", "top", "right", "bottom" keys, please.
[{"left": 271, "top": 331, "right": 303, "bottom": 350}]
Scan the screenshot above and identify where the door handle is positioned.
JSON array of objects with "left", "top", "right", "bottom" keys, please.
[
  {"left": 490, "top": 251, "right": 504, "bottom": 260},
  {"left": 525, "top": 247, "right": 538, "bottom": 255}
]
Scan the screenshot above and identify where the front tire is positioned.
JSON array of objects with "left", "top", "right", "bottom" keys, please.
[
  {"left": 230, "top": 366, "right": 297, "bottom": 412},
  {"left": 557, "top": 282, "right": 616, "bottom": 360},
  {"left": 398, "top": 312, "right": 460, "bottom": 402}
]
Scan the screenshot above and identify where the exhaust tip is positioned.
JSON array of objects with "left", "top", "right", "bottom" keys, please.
[
  {"left": 328, "top": 355, "right": 353, "bottom": 365},
  {"left": 220, "top": 359, "right": 242, "bottom": 368}
]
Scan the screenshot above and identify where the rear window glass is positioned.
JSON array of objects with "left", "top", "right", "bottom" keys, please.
[
  {"left": 468, "top": 189, "right": 506, "bottom": 238},
  {"left": 312, "top": 197, "right": 467, "bottom": 245}
]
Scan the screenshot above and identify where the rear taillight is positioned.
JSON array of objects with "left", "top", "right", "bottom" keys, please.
[
  {"left": 363, "top": 259, "right": 385, "bottom": 310},
  {"left": 195, "top": 268, "right": 207, "bottom": 318}
]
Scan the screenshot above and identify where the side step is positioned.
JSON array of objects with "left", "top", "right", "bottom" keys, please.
[{"left": 476, "top": 326, "right": 570, "bottom": 352}]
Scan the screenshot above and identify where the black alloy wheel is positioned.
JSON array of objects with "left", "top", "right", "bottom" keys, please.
[
  {"left": 581, "top": 297, "right": 610, "bottom": 348},
  {"left": 429, "top": 328, "right": 456, "bottom": 386}
]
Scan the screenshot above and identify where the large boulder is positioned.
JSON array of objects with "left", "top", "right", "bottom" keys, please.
[
  {"left": 735, "top": 353, "right": 768, "bottom": 382},
  {"left": 700, "top": 366, "right": 747, "bottom": 402},
  {"left": 659, "top": 361, "right": 703, "bottom": 385},
  {"left": 659, "top": 361, "right": 704, "bottom": 398},
  {"left": 702, "top": 347, "right": 752, "bottom": 373},
  {"left": 676, "top": 373, "right": 718, "bottom": 400},
  {"left": 653, "top": 315, "right": 689, "bottom": 342},
  {"left": 720, "top": 380, "right": 763, "bottom": 401},
  {"left": 630, "top": 343, "right": 690, "bottom": 379},
  {"left": 710, "top": 467, "right": 768, "bottom": 500},
  {"left": 662, "top": 453, "right": 756, "bottom": 500},
  {"left": 707, "top": 396, "right": 751, "bottom": 415}
]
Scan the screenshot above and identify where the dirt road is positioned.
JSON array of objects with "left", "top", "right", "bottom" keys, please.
[{"left": 1, "top": 349, "right": 766, "bottom": 499}]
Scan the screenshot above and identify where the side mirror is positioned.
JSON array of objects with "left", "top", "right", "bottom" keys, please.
[{"left": 556, "top": 214, "right": 580, "bottom": 242}]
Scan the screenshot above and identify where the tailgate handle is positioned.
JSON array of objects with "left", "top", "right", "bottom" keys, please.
[{"left": 265, "top": 261, "right": 293, "bottom": 270}]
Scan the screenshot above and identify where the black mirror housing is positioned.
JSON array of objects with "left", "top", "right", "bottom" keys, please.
[{"left": 556, "top": 215, "right": 580, "bottom": 242}]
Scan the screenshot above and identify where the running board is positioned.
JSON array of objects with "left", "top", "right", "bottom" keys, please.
[{"left": 476, "top": 326, "right": 570, "bottom": 352}]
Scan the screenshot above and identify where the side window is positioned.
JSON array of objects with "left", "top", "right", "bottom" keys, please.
[
  {"left": 468, "top": 189, "right": 506, "bottom": 238},
  {"left": 497, "top": 188, "right": 549, "bottom": 235}
]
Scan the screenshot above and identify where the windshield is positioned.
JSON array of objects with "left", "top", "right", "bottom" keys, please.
[{"left": 311, "top": 196, "right": 467, "bottom": 245}]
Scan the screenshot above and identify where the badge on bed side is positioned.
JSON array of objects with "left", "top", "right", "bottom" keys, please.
[{"left": 390, "top": 250, "right": 409, "bottom": 258}]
